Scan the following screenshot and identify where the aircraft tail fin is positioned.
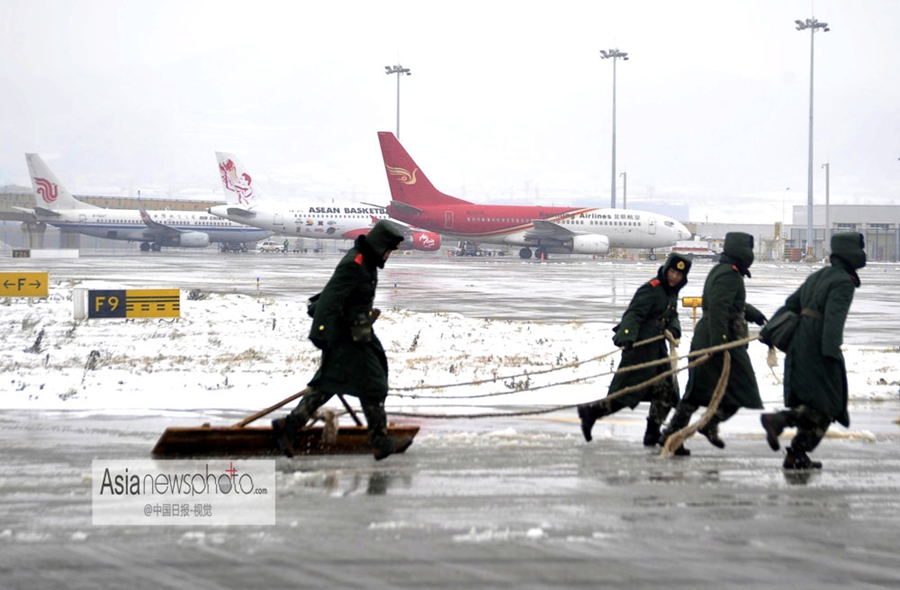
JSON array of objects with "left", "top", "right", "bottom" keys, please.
[
  {"left": 25, "top": 153, "right": 96, "bottom": 210},
  {"left": 215, "top": 152, "right": 268, "bottom": 208},
  {"left": 377, "top": 132, "right": 470, "bottom": 207}
]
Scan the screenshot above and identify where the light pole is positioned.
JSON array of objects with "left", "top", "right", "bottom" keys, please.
[
  {"left": 822, "top": 162, "right": 830, "bottom": 254},
  {"left": 795, "top": 17, "right": 829, "bottom": 257},
  {"left": 619, "top": 171, "right": 627, "bottom": 209},
  {"left": 384, "top": 63, "right": 411, "bottom": 139},
  {"left": 600, "top": 48, "right": 628, "bottom": 209}
]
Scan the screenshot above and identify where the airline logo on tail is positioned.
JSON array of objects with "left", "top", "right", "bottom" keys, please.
[
  {"left": 34, "top": 178, "right": 58, "bottom": 204},
  {"left": 218, "top": 158, "right": 255, "bottom": 205},
  {"left": 386, "top": 165, "right": 418, "bottom": 185}
]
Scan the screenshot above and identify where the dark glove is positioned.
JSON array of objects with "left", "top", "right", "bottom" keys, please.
[
  {"left": 350, "top": 314, "right": 373, "bottom": 343},
  {"left": 371, "top": 308, "right": 381, "bottom": 323},
  {"left": 754, "top": 314, "right": 767, "bottom": 327}
]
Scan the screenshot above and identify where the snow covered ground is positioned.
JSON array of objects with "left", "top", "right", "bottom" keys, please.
[{"left": 2, "top": 276, "right": 898, "bottom": 424}]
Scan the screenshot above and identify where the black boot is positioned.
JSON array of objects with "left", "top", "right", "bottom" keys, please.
[
  {"left": 271, "top": 416, "right": 297, "bottom": 458},
  {"left": 698, "top": 418, "right": 725, "bottom": 449},
  {"left": 783, "top": 446, "right": 822, "bottom": 470},
  {"left": 361, "top": 397, "right": 413, "bottom": 461},
  {"left": 659, "top": 404, "right": 693, "bottom": 446},
  {"left": 760, "top": 412, "right": 788, "bottom": 451},
  {"left": 272, "top": 408, "right": 310, "bottom": 458},
  {"left": 671, "top": 444, "right": 691, "bottom": 456},
  {"left": 577, "top": 403, "right": 607, "bottom": 442},
  {"left": 372, "top": 436, "right": 414, "bottom": 461},
  {"left": 643, "top": 418, "right": 662, "bottom": 447}
]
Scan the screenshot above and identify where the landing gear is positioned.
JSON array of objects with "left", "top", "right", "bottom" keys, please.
[
  {"left": 535, "top": 247, "right": 548, "bottom": 260},
  {"left": 648, "top": 250, "right": 657, "bottom": 261},
  {"left": 140, "top": 242, "right": 151, "bottom": 252},
  {"left": 151, "top": 243, "right": 162, "bottom": 252},
  {"left": 519, "top": 247, "right": 533, "bottom": 259}
]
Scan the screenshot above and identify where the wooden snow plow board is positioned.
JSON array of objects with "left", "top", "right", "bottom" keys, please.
[{"left": 151, "top": 424, "right": 420, "bottom": 458}]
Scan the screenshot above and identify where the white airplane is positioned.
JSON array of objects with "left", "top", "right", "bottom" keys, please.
[
  {"left": 208, "top": 152, "right": 441, "bottom": 251},
  {"left": 378, "top": 132, "right": 692, "bottom": 259},
  {"left": 21, "top": 154, "right": 272, "bottom": 251}
]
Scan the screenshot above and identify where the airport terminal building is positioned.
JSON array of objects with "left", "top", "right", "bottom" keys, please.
[{"left": 690, "top": 204, "right": 899, "bottom": 263}]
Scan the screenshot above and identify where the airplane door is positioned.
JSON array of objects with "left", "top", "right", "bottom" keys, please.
[
  {"left": 649, "top": 217, "right": 656, "bottom": 235},
  {"left": 274, "top": 213, "right": 284, "bottom": 226},
  {"left": 444, "top": 211, "right": 454, "bottom": 229}
]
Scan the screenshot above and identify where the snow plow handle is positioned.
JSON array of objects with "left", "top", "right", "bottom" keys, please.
[{"left": 233, "top": 388, "right": 310, "bottom": 428}]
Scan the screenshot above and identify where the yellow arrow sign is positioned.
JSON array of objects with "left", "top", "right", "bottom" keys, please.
[{"left": 0, "top": 272, "right": 48, "bottom": 297}]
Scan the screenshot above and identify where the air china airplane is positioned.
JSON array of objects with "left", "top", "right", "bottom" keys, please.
[
  {"left": 21, "top": 154, "right": 271, "bottom": 251},
  {"left": 207, "top": 152, "right": 441, "bottom": 251},
  {"left": 377, "top": 132, "right": 691, "bottom": 259}
]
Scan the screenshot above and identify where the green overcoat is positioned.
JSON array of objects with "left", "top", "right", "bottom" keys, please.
[
  {"left": 607, "top": 253, "right": 691, "bottom": 408},
  {"left": 307, "top": 223, "right": 404, "bottom": 398},
  {"left": 682, "top": 234, "right": 765, "bottom": 409},
  {"left": 777, "top": 234, "right": 864, "bottom": 426}
]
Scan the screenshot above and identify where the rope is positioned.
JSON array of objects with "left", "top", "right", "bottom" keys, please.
[
  {"left": 660, "top": 351, "right": 731, "bottom": 457},
  {"left": 387, "top": 334, "right": 671, "bottom": 400},
  {"left": 385, "top": 335, "right": 760, "bottom": 420},
  {"left": 386, "top": 354, "right": 713, "bottom": 420},
  {"left": 388, "top": 333, "right": 757, "bottom": 401},
  {"left": 766, "top": 346, "right": 783, "bottom": 384},
  {"left": 389, "top": 334, "right": 667, "bottom": 392}
]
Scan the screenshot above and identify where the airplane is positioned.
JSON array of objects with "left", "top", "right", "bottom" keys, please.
[
  {"left": 207, "top": 152, "right": 441, "bottom": 251},
  {"left": 20, "top": 153, "right": 272, "bottom": 251},
  {"left": 377, "top": 132, "right": 692, "bottom": 259}
]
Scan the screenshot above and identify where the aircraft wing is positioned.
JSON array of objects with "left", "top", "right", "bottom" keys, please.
[
  {"left": 223, "top": 206, "right": 256, "bottom": 219},
  {"left": 377, "top": 217, "right": 418, "bottom": 237},
  {"left": 388, "top": 200, "right": 422, "bottom": 217},
  {"left": 524, "top": 219, "right": 581, "bottom": 240},
  {"left": 17, "top": 205, "right": 61, "bottom": 218},
  {"left": 356, "top": 202, "right": 419, "bottom": 237},
  {"left": 12, "top": 206, "right": 40, "bottom": 220},
  {"left": 137, "top": 201, "right": 187, "bottom": 236},
  {"left": 359, "top": 199, "right": 422, "bottom": 217}
]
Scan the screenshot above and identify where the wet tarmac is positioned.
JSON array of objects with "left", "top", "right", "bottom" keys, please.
[
  {"left": 2, "top": 250, "right": 900, "bottom": 588},
  {"left": 1, "top": 407, "right": 899, "bottom": 589}
]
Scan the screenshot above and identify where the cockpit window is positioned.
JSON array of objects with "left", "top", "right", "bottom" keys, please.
[{"left": 664, "top": 221, "right": 675, "bottom": 227}]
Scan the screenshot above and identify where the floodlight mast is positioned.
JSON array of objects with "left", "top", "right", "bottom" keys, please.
[
  {"left": 385, "top": 64, "right": 412, "bottom": 139},
  {"left": 600, "top": 48, "right": 628, "bottom": 209},
  {"left": 795, "top": 18, "right": 829, "bottom": 257}
]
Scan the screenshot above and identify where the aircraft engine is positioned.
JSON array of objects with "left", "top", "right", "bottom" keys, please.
[
  {"left": 410, "top": 231, "right": 441, "bottom": 251},
  {"left": 176, "top": 232, "right": 211, "bottom": 248},
  {"left": 565, "top": 234, "right": 610, "bottom": 255}
]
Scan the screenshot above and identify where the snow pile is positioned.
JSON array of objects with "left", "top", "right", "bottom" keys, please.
[{"left": 1, "top": 285, "right": 898, "bottom": 413}]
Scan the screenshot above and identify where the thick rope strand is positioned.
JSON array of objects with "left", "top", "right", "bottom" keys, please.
[{"left": 660, "top": 351, "right": 731, "bottom": 457}]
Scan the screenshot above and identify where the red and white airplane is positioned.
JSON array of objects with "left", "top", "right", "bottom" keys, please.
[
  {"left": 208, "top": 152, "right": 440, "bottom": 251},
  {"left": 377, "top": 132, "right": 691, "bottom": 259}
]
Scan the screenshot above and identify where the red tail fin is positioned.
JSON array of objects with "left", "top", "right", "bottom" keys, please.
[{"left": 377, "top": 132, "right": 470, "bottom": 207}]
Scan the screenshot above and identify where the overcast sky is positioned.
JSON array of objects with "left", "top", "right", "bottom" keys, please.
[{"left": 1, "top": 0, "right": 897, "bottom": 224}]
